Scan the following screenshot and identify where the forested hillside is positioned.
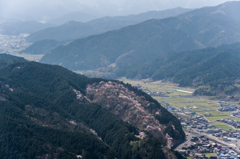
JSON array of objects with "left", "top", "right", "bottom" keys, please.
[
  {"left": 0, "top": 55, "right": 185, "bottom": 159},
  {"left": 40, "top": 17, "right": 200, "bottom": 70},
  {"left": 117, "top": 42, "right": 240, "bottom": 96}
]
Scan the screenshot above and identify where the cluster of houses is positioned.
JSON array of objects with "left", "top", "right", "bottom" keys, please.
[
  {"left": 162, "top": 99, "right": 240, "bottom": 158},
  {"left": 178, "top": 135, "right": 240, "bottom": 159},
  {"left": 232, "top": 112, "right": 240, "bottom": 118},
  {"left": 218, "top": 101, "right": 239, "bottom": 111},
  {"left": 160, "top": 98, "right": 240, "bottom": 158},
  {"left": 180, "top": 114, "right": 209, "bottom": 129},
  {"left": 179, "top": 136, "right": 212, "bottom": 157},
  {"left": 211, "top": 130, "right": 240, "bottom": 142},
  {"left": 0, "top": 34, "right": 30, "bottom": 53},
  {"left": 213, "top": 146, "right": 239, "bottom": 159},
  {"left": 162, "top": 103, "right": 198, "bottom": 115},
  {"left": 179, "top": 135, "right": 240, "bottom": 159},
  {"left": 220, "top": 119, "right": 240, "bottom": 128}
]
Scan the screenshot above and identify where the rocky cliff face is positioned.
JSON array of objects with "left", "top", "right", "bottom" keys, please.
[{"left": 85, "top": 81, "right": 182, "bottom": 148}]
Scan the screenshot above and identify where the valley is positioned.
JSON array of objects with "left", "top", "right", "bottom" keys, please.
[
  {"left": 120, "top": 78, "right": 239, "bottom": 124},
  {"left": 1, "top": 1, "right": 240, "bottom": 158}
]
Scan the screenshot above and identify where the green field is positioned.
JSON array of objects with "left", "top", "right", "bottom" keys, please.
[
  {"left": 204, "top": 153, "right": 217, "bottom": 157},
  {"left": 231, "top": 118, "right": 240, "bottom": 121},
  {"left": 121, "top": 77, "right": 194, "bottom": 93},
  {"left": 211, "top": 122, "right": 233, "bottom": 130}
]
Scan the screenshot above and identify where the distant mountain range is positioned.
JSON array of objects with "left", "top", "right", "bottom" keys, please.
[
  {"left": 0, "top": 21, "right": 55, "bottom": 35},
  {"left": 0, "top": 54, "right": 184, "bottom": 158},
  {"left": 37, "top": 1, "right": 240, "bottom": 98},
  {"left": 40, "top": 1, "right": 240, "bottom": 71},
  {"left": 26, "top": 7, "right": 191, "bottom": 42},
  {"left": 49, "top": 11, "right": 97, "bottom": 25}
]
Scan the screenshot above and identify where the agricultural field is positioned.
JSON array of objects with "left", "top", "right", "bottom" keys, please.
[
  {"left": 211, "top": 122, "right": 233, "bottom": 130},
  {"left": 231, "top": 118, "right": 240, "bottom": 121},
  {"left": 204, "top": 153, "right": 217, "bottom": 157}
]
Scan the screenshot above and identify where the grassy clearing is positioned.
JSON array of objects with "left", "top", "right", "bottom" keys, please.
[
  {"left": 204, "top": 153, "right": 216, "bottom": 157},
  {"left": 211, "top": 122, "right": 233, "bottom": 130},
  {"left": 197, "top": 111, "right": 229, "bottom": 116}
]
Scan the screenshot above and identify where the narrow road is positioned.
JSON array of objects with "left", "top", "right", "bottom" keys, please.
[{"left": 174, "top": 133, "right": 193, "bottom": 150}]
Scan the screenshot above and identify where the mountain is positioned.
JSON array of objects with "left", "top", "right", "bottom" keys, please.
[
  {"left": 40, "top": 1, "right": 240, "bottom": 73},
  {"left": 85, "top": 7, "right": 192, "bottom": 35},
  {"left": 0, "top": 54, "right": 185, "bottom": 159},
  {"left": 40, "top": 18, "right": 200, "bottom": 70},
  {"left": 26, "top": 8, "right": 191, "bottom": 42},
  {"left": 0, "top": 21, "right": 55, "bottom": 35},
  {"left": 20, "top": 40, "right": 65, "bottom": 55},
  {"left": 50, "top": 11, "right": 97, "bottom": 25}
]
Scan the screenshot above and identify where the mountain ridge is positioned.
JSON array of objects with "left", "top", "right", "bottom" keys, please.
[
  {"left": 26, "top": 7, "right": 191, "bottom": 43},
  {"left": 0, "top": 21, "right": 55, "bottom": 35}
]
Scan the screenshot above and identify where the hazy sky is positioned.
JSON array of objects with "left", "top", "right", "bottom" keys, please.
[{"left": 0, "top": 0, "right": 239, "bottom": 20}]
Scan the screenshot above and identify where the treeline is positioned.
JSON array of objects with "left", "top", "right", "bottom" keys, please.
[{"left": 0, "top": 54, "right": 26, "bottom": 68}]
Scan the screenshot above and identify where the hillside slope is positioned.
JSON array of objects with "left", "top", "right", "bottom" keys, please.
[
  {"left": 120, "top": 42, "right": 240, "bottom": 96},
  {"left": 0, "top": 55, "right": 185, "bottom": 159}
]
